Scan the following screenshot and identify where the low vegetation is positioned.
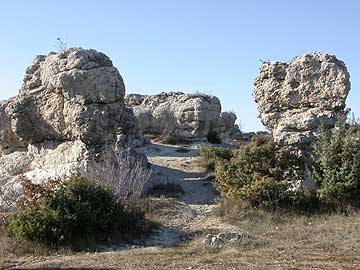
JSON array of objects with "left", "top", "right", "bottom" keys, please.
[
  {"left": 203, "top": 118, "right": 360, "bottom": 211},
  {"left": 158, "top": 135, "right": 193, "bottom": 145},
  {"left": 200, "top": 146, "right": 233, "bottom": 171},
  {"left": 3, "top": 203, "right": 360, "bottom": 269},
  {"left": 308, "top": 119, "right": 360, "bottom": 209},
  {"left": 207, "top": 131, "right": 222, "bottom": 144},
  {"left": 146, "top": 183, "right": 185, "bottom": 198},
  {"left": 205, "top": 135, "right": 305, "bottom": 208},
  {"left": 2, "top": 118, "right": 360, "bottom": 269},
  {"left": 5, "top": 177, "right": 151, "bottom": 250}
]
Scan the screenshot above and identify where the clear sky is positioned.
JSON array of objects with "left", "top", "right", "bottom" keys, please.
[{"left": 0, "top": 0, "right": 359, "bottom": 131}]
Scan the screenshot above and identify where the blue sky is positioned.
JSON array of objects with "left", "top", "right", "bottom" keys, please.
[{"left": 0, "top": 0, "right": 359, "bottom": 131}]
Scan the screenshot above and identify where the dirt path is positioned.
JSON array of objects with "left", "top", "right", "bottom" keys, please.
[
  {"left": 2, "top": 142, "right": 240, "bottom": 269},
  {"left": 135, "top": 141, "right": 238, "bottom": 248},
  {"left": 4, "top": 141, "right": 360, "bottom": 270}
]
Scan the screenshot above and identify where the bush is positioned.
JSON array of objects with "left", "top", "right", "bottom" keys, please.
[
  {"left": 6, "top": 177, "right": 149, "bottom": 247},
  {"left": 17, "top": 176, "right": 65, "bottom": 208},
  {"left": 200, "top": 146, "right": 233, "bottom": 171},
  {"left": 146, "top": 183, "right": 185, "bottom": 198},
  {"left": 308, "top": 118, "right": 360, "bottom": 208},
  {"left": 159, "top": 135, "right": 192, "bottom": 145},
  {"left": 207, "top": 131, "right": 222, "bottom": 144},
  {"left": 200, "top": 146, "right": 233, "bottom": 161},
  {"left": 214, "top": 135, "right": 303, "bottom": 208}
]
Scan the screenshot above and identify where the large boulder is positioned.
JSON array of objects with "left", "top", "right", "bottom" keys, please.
[
  {"left": 254, "top": 52, "right": 350, "bottom": 147},
  {"left": 125, "top": 92, "right": 237, "bottom": 143},
  {"left": 118, "top": 106, "right": 146, "bottom": 149},
  {"left": 0, "top": 48, "right": 147, "bottom": 210}
]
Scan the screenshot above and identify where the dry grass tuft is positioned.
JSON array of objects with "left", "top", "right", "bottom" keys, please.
[{"left": 2, "top": 199, "right": 360, "bottom": 269}]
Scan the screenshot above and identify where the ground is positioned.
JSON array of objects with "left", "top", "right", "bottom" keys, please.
[
  {"left": 134, "top": 142, "right": 239, "bottom": 247},
  {"left": 1, "top": 141, "right": 360, "bottom": 269}
]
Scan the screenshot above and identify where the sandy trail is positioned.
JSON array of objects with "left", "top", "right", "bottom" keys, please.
[
  {"left": 2, "top": 141, "right": 238, "bottom": 269},
  {"left": 135, "top": 141, "right": 238, "bottom": 247}
]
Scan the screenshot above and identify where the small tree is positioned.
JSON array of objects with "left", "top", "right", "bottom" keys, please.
[{"left": 308, "top": 117, "right": 360, "bottom": 208}]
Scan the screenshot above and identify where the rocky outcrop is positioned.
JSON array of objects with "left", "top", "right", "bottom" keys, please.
[
  {"left": 118, "top": 106, "right": 146, "bottom": 149},
  {"left": 125, "top": 92, "right": 237, "bottom": 143},
  {"left": 0, "top": 48, "right": 147, "bottom": 210},
  {"left": 254, "top": 52, "right": 350, "bottom": 146}
]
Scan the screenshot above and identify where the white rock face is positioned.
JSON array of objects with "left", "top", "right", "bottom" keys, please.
[
  {"left": 254, "top": 52, "right": 350, "bottom": 146},
  {"left": 125, "top": 92, "right": 237, "bottom": 143},
  {"left": 0, "top": 48, "right": 147, "bottom": 210}
]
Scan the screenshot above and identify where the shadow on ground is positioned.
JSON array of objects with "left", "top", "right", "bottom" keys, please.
[{"left": 149, "top": 164, "right": 217, "bottom": 205}]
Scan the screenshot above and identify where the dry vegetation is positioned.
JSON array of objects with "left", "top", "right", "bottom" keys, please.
[
  {"left": 2, "top": 135, "right": 360, "bottom": 270},
  {"left": 2, "top": 204, "right": 360, "bottom": 269}
]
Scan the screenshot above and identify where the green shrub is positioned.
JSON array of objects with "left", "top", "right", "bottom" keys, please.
[
  {"left": 160, "top": 135, "right": 192, "bottom": 145},
  {"left": 6, "top": 177, "right": 148, "bottom": 247},
  {"left": 214, "top": 135, "right": 303, "bottom": 208},
  {"left": 200, "top": 146, "right": 233, "bottom": 161},
  {"left": 146, "top": 183, "right": 185, "bottom": 198},
  {"left": 200, "top": 146, "right": 233, "bottom": 171},
  {"left": 207, "top": 131, "right": 222, "bottom": 144},
  {"left": 308, "top": 118, "right": 360, "bottom": 208}
]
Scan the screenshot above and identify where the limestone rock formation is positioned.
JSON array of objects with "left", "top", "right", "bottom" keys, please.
[
  {"left": 118, "top": 106, "right": 146, "bottom": 149},
  {"left": 0, "top": 48, "right": 147, "bottom": 210},
  {"left": 125, "top": 92, "right": 237, "bottom": 143},
  {"left": 254, "top": 52, "right": 350, "bottom": 146}
]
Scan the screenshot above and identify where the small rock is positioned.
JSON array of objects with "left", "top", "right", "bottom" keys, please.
[{"left": 203, "top": 231, "right": 248, "bottom": 246}]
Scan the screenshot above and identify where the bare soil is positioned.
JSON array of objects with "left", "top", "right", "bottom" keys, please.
[{"left": 2, "top": 141, "right": 360, "bottom": 270}]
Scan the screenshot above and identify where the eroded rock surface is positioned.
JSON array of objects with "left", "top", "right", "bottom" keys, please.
[
  {"left": 118, "top": 107, "right": 146, "bottom": 149},
  {"left": 254, "top": 52, "right": 350, "bottom": 146},
  {"left": 125, "top": 92, "right": 237, "bottom": 143},
  {"left": 0, "top": 48, "right": 147, "bottom": 210}
]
